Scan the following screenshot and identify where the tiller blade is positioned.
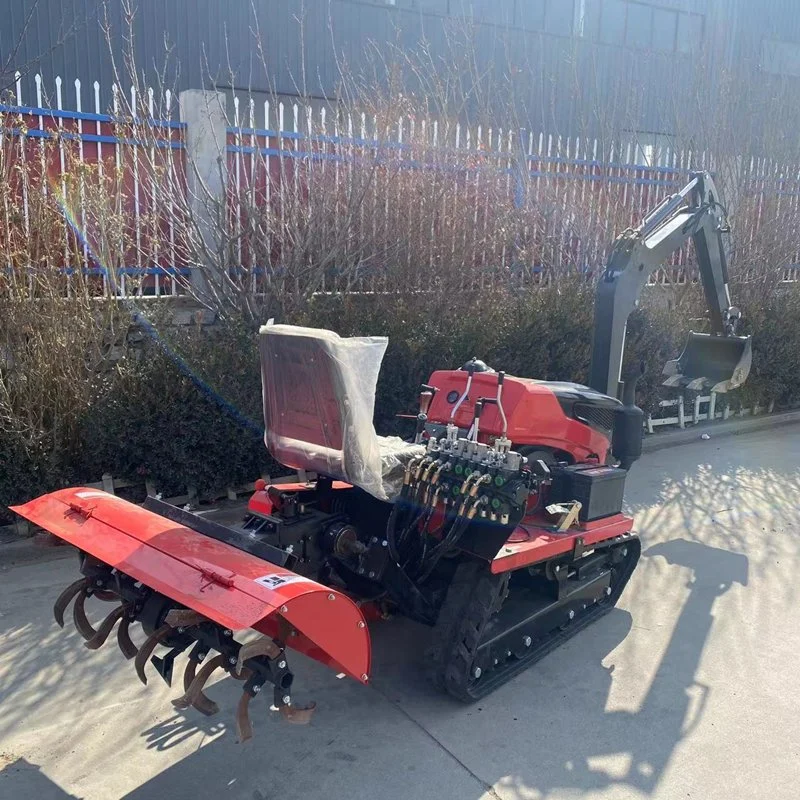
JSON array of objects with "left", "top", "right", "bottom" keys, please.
[
  {"left": 181, "top": 649, "right": 221, "bottom": 717},
  {"left": 84, "top": 603, "right": 127, "bottom": 650},
  {"left": 172, "top": 653, "right": 228, "bottom": 711},
  {"left": 11, "top": 488, "right": 370, "bottom": 742},
  {"left": 116, "top": 613, "right": 139, "bottom": 660},
  {"left": 134, "top": 624, "right": 172, "bottom": 686},
  {"left": 72, "top": 586, "right": 100, "bottom": 641},
  {"left": 53, "top": 578, "right": 88, "bottom": 628}
]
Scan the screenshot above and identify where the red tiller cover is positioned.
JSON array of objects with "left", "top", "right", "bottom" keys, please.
[{"left": 11, "top": 488, "right": 371, "bottom": 682}]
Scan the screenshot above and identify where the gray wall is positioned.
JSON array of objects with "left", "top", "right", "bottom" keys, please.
[{"left": 2, "top": 0, "right": 800, "bottom": 143}]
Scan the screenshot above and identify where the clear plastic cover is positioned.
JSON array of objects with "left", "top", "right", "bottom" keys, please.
[{"left": 259, "top": 323, "right": 423, "bottom": 501}]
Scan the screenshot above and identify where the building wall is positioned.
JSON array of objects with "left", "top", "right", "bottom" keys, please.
[{"left": 2, "top": 0, "right": 799, "bottom": 142}]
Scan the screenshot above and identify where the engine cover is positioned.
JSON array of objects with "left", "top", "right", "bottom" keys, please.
[{"left": 425, "top": 370, "right": 617, "bottom": 463}]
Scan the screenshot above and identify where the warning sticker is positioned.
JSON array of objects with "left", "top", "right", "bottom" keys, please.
[{"left": 253, "top": 573, "right": 313, "bottom": 591}]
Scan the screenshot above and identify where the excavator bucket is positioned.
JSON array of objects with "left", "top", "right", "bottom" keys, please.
[
  {"left": 662, "top": 332, "right": 752, "bottom": 393},
  {"left": 10, "top": 488, "right": 371, "bottom": 741}
]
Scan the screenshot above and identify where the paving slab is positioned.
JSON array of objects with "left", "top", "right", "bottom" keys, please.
[{"left": 1, "top": 426, "right": 799, "bottom": 799}]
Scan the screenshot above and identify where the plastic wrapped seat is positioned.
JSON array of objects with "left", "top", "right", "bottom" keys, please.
[{"left": 259, "top": 323, "right": 424, "bottom": 501}]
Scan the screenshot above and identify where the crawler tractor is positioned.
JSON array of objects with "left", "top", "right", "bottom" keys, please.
[{"left": 13, "top": 172, "right": 752, "bottom": 740}]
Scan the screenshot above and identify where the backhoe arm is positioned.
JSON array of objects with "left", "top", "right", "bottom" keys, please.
[{"left": 588, "top": 171, "right": 750, "bottom": 399}]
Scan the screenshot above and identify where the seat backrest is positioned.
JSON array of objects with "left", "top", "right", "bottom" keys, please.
[{"left": 258, "top": 323, "right": 389, "bottom": 498}]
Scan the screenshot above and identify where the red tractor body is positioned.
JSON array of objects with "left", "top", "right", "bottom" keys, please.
[
  {"left": 425, "top": 369, "right": 617, "bottom": 463},
  {"left": 10, "top": 171, "right": 755, "bottom": 740},
  {"left": 12, "top": 325, "right": 642, "bottom": 738}
]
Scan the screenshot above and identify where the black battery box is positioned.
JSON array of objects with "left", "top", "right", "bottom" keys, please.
[{"left": 550, "top": 464, "right": 627, "bottom": 522}]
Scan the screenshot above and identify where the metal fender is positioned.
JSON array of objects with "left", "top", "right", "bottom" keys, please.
[{"left": 11, "top": 488, "right": 371, "bottom": 682}]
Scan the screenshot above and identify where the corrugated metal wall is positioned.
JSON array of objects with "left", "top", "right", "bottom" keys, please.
[{"left": 1, "top": 0, "right": 797, "bottom": 140}]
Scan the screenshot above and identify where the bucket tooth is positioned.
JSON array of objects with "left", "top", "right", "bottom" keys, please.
[
  {"left": 134, "top": 623, "right": 171, "bottom": 685},
  {"left": 53, "top": 578, "right": 87, "bottom": 628},
  {"left": 72, "top": 588, "right": 99, "bottom": 641},
  {"left": 171, "top": 653, "right": 227, "bottom": 712},
  {"left": 84, "top": 604, "right": 126, "bottom": 651},
  {"left": 117, "top": 612, "right": 139, "bottom": 660}
]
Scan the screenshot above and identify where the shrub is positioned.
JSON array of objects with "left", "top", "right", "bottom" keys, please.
[
  {"left": 4, "top": 279, "right": 800, "bottom": 517},
  {"left": 74, "top": 318, "right": 274, "bottom": 498}
]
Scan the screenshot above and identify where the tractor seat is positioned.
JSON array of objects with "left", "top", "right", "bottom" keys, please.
[{"left": 259, "top": 323, "right": 424, "bottom": 501}]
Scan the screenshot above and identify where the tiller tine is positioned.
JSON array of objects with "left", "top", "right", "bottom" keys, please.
[
  {"left": 235, "top": 635, "right": 281, "bottom": 675},
  {"left": 84, "top": 603, "right": 126, "bottom": 651},
  {"left": 234, "top": 674, "right": 314, "bottom": 743},
  {"left": 142, "top": 610, "right": 209, "bottom": 687},
  {"left": 279, "top": 701, "right": 317, "bottom": 725},
  {"left": 117, "top": 613, "right": 139, "bottom": 660},
  {"left": 117, "top": 618, "right": 138, "bottom": 660},
  {"left": 53, "top": 578, "right": 88, "bottom": 628},
  {"left": 172, "top": 653, "right": 227, "bottom": 712},
  {"left": 233, "top": 636, "right": 317, "bottom": 741},
  {"left": 72, "top": 587, "right": 100, "bottom": 641},
  {"left": 134, "top": 623, "right": 171, "bottom": 685},
  {"left": 181, "top": 652, "right": 220, "bottom": 717},
  {"left": 234, "top": 638, "right": 283, "bottom": 742},
  {"left": 236, "top": 689, "right": 256, "bottom": 743},
  {"left": 134, "top": 609, "right": 207, "bottom": 685}
]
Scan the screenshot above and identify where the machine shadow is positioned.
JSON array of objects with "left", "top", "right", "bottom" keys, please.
[
  {"left": 0, "top": 757, "right": 82, "bottom": 800},
  {"left": 625, "top": 434, "right": 800, "bottom": 588},
  {"left": 490, "top": 537, "right": 748, "bottom": 798},
  {"left": 139, "top": 713, "right": 228, "bottom": 752},
  {"left": 118, "top": 536, "right": 745, "bottom": 800}
]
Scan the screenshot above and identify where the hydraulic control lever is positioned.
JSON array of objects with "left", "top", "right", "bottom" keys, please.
[
  {"left": 469, "top": 398, "right": 485, "bottom": 442},
  {"left": 415, "top": 384, "right": 439, "bottom": 443},
  {"left": 451, "top": 359, "right": 478, "bottom": 420},
  {"left": 476, "top": 397, "right": 510, "bottom": 454},
  {"left": 494, "top": 372, "right": 508, "bottom": 439}
]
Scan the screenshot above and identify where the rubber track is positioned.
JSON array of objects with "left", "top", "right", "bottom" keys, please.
[
  {"left": 426, "top": 535, "right": 641, "bottom": 702},
  {"left": 424, "top": 561, "right": 508, "bottom": 693}
]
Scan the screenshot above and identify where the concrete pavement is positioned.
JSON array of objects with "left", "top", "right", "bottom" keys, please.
[{"left": 1, "top": 426, "right": 799, "bottom": 799}]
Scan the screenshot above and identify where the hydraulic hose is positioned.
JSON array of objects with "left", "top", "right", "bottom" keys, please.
[{"left": 416, "top": 496, "right": 486, "bottom": 583}]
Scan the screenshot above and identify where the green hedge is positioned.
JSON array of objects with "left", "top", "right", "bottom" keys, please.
[
  {"left": 1, "top": 281, "right": 797, "bottom": 518},
  {"left": 74, "top": 320, "right": 271, "bottom": 498}
]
